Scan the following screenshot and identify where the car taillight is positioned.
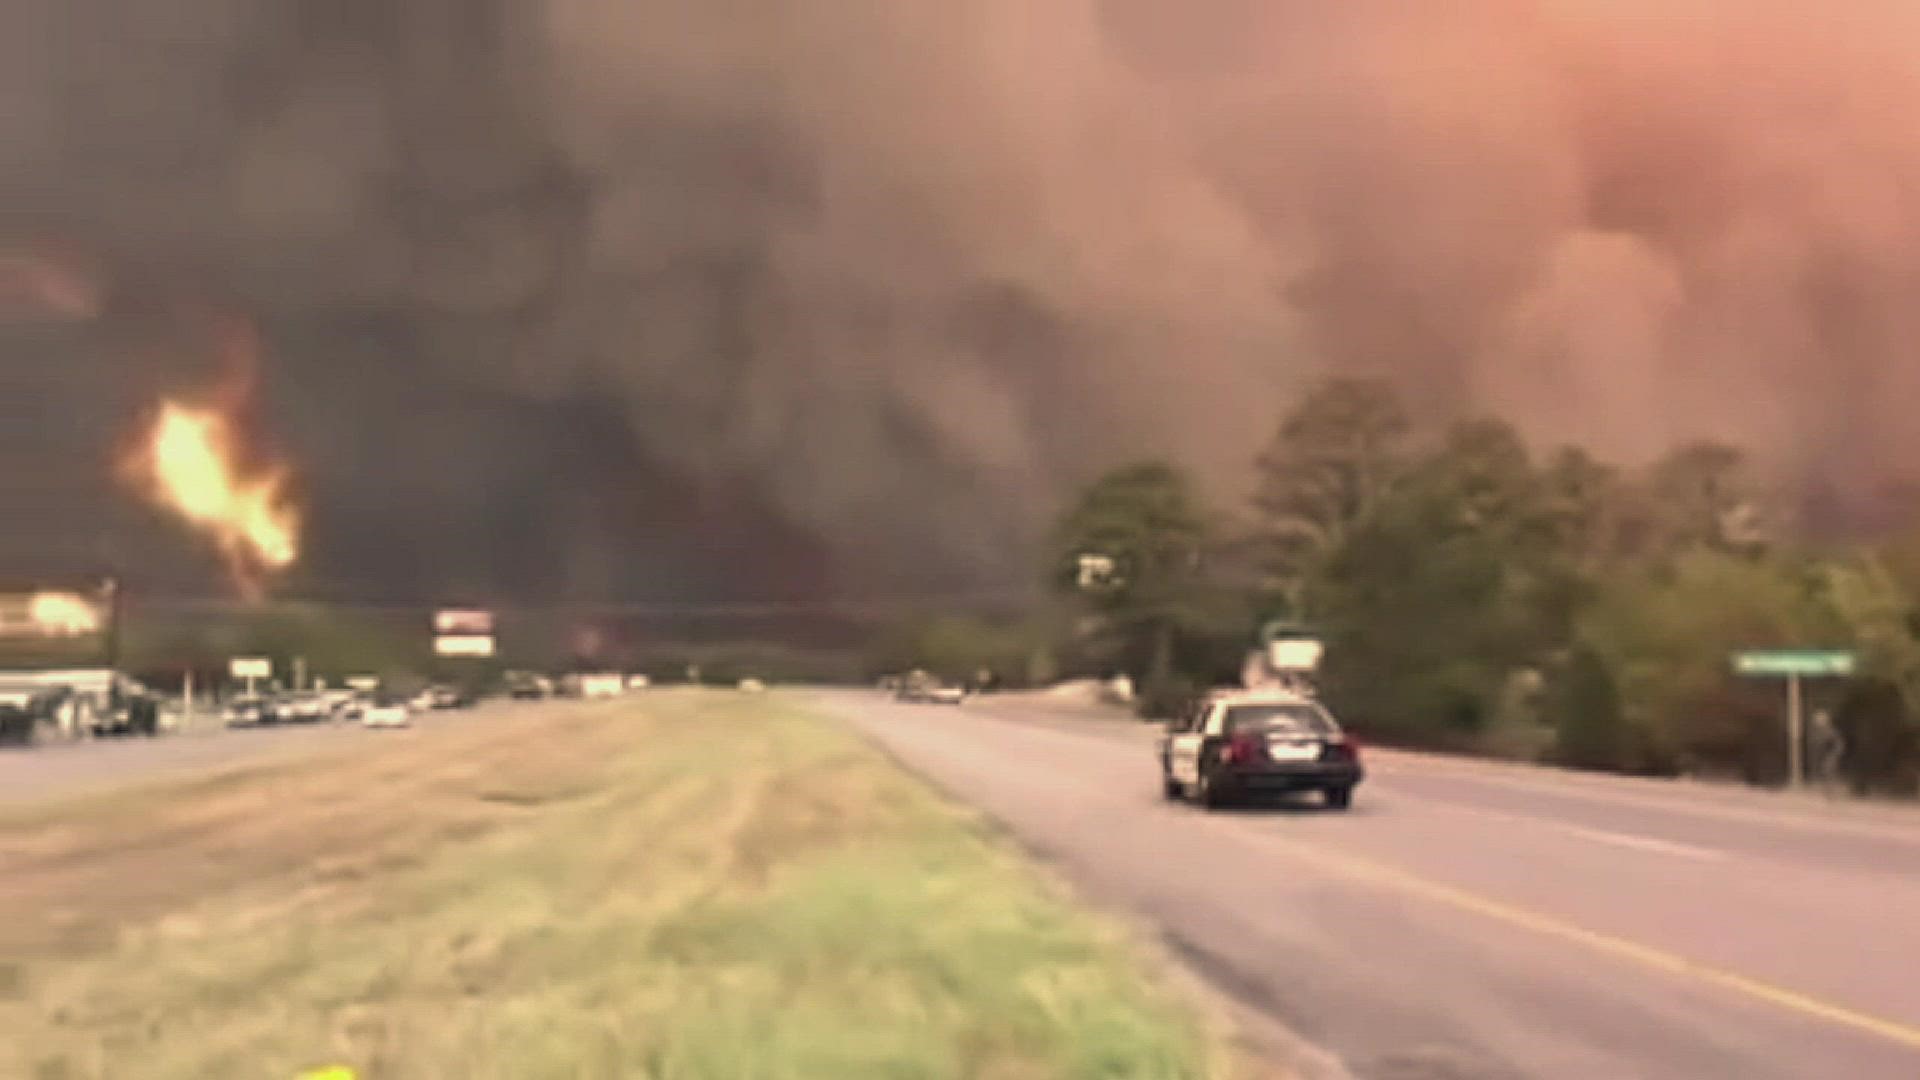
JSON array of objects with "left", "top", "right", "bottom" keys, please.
[
  {"left": 1225, "top": 733, "right": 1265, "bottom": 765},
  {"left": 1322, "top": 737, "right": 1362, "bottom": 763}
]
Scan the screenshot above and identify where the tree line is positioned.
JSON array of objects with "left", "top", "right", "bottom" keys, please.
[{"left": 1038, "top": 377, "right": 1920, "bottom": 795}]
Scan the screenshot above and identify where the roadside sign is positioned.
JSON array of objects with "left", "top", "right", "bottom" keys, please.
[
  {"left": 434, "top": 634, "right": 496, "bottom": 658},
  {"left": 229, "top": 657, "right": 271, "bottom": 680},
  {"left": 1267, "top": 638, "right": 1325, "bottom": 672},
  {"left": 1732, "top": 649, "right": 1857, "bottom": 790},
  {"left": 345, "top": 675, "right": 379, "bottom": 692},
  {"left": 1732, "top": 650, "right": 1857, "bottom": 678},
  {"left": 434, "top": 609, "right": 495, "bottom": 636}
]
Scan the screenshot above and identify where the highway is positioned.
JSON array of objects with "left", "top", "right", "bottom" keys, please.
[
  {"left": 826, "top": 690, "right": 1920, "bottom": 1080},
  {"left": 0, "top": 711, "right": 468, "bottom": 807}
]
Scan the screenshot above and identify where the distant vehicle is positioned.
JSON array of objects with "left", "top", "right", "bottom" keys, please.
[
  {"left": 0, "top": 683, "right": 55, "bottom": 745},
  {"left": 420, "top": 685, "right": 470, "bottom": 710},
  {"left": 576, "top": 673, "right": 625, "bottom": 699},
  {"left": 361, "top": 696, "right": 411, "bottom": 729},
  {"left": 504, "top": 672, "right": 551, "bottom": 700},
  {"left": 118, "top": 691, "right": 161, "bottom": 736},
  {"left": 738, "top": 677, "right": 767, "bottom": 693},
  {"left": 278, "top": 693, "right": 329, "bottom": 724},
  {"left": 1158, "top": 688, "right": 1363, "bottom": 809},
  {"left": 223, "top": 695, "right": 269, "bottom": 727},
  {"left": 626, "top": 674, "right": 652, "bottom": 691},
  {"left": 895, "top": 671, "right": 965, "bottom": 705}
]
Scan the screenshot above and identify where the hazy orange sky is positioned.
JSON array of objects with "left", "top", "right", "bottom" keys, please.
[{"left": 7, "top": 1, "right": 1920, "bottom": 589}]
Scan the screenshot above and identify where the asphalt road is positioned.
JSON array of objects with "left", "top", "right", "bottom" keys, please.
[
  {"left": 826, "top": 690, "right": 1920, "bottom": 1080},
  {"left": 0, "top": 710, "right": 463, "bottom": 807}
]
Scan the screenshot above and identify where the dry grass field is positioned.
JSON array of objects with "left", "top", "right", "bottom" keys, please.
[{"left": 0, "top": 692, "right": 1248, "bottom": 1079}]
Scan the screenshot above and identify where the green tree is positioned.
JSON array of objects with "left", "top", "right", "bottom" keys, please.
[
  {"left": 1648, "top": 440, "right": 1766, "bottom": 554},
  {"left": 1817, "top": 557, "right": 1920, "bottom": 793},
  {"left": 872, "top": 614, "right": 1032, "bottom": 686},
  {"left": 1549, "top": 643, "right": 1628, "bottom": 770},
  {"left": 1580, "top": 550, "right": 1843, "bottom": 778},
  {"left": 1049, "top": 462, "right": 1211, "bottom": 706},
  {"left": 1309, "top": 466, "right": 1525, "bottom": 741},
  {"left": 1539, "top": 446, "right": 1624, "bottom": 566},
  {"left": 1306, "top": 418, "right": 1590, "bottom": 745},
  {"left": 1251, "top": 376, "right": 1410, "bottom": 607}
]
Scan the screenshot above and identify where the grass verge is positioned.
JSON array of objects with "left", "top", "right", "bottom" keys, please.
[{"left": 1, "top": 692, "right": 1239, "bottom": 1079}]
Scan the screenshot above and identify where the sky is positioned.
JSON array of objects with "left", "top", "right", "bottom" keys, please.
[{"left": 6, "top": 1, "right": 1920, "bottom": 599}]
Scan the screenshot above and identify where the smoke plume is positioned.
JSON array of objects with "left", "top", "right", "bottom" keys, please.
[{"left": 6, "top": 1, "right": 1920, "bottom": 597}]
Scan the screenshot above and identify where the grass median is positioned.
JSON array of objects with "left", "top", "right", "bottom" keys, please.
[{"left": 1, "top": 692, "right": 1239, "bottom": 1079}]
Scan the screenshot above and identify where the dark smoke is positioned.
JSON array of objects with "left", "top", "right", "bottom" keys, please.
[{"left": 6, "top": 2, "right": 1920, "bottom": 598}]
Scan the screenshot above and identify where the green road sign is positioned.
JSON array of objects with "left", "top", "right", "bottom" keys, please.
[{"left": 1732, "top": 650, "right": 1857, "bottom": 678}]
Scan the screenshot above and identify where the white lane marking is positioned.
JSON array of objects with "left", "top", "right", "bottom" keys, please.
[
  {"left": 1382, "top": 789, "right": 1728, "bottom": 862},
  {"left": 1555, "top": 824, "right": 1725, "bottom": 861}
]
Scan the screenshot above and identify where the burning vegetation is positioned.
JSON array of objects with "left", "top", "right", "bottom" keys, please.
[
  {"left": 3, "top": 242, "right": 305, "bottom": 600},
  {"left": 120, "top": 398, "right": 300, "bottom": 600},
  {"left": 120, "top": 380, "right": 301, "bottom": 595},
  {"left": 26, "top": 591, "right": 104, "bottom": 637}
]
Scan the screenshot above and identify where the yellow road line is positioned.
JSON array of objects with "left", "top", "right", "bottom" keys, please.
[{"left": 1208, "top": 820, "right": 1920, "bottom": 1053}]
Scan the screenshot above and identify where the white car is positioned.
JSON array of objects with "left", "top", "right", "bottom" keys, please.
[{"left": 361, "top": 701, "right": 412, "bottom": 728}]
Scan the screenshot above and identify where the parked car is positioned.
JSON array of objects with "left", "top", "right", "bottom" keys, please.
[
  {"left": 361, "top": 696, "right": 412, "bottom": 729},
  {"left": 277, "top": 693, "right": 330, "bottom": 724},
  {"left": 505, "top": 672, "right": 551, "bottom": 700},
  {"left": 0, "top": 683, "right": 54, "bottom": 745},
  {"left": 223, "top": 695, "right": 269, "bottom": 727}
]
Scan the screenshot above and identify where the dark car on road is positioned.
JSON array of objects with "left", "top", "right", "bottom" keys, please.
[
  {"left": 1159, "top": 688, "right": 1363, "bottom": 809},
  {"left": 504, "top": 672, "right": 551, "bottom": 700}
]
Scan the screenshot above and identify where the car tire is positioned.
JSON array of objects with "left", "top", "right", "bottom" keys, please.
[
  {"left": 1195, "top": 769, "right": 1225, "bottom": 810},
  {"left": 1162, "top": 773, "right": 1183, "bottom": 800},
  {"left": 1324, "top": 786, "right": 1353, "bottom": 810}
]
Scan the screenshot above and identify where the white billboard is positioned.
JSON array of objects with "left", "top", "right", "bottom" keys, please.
[
  {"left": 434, "top": 609, "right": 495, "bottom": 636},
  {"left": 434, "top": 634, "right": 497, "bottom": 658},
  {"left": 1266, "top": 638, "right": 1325, "bottom": 673},
  {"left": 229, "top": 657, "right": 272, "bottom": 679}
]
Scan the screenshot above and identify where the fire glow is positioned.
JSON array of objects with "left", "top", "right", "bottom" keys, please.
[
  {"left": 28, "top": 591, "right": 103, "bottom": 637},
  {"left": 122, "top": 400, "right": 299, "bottom": 597}
]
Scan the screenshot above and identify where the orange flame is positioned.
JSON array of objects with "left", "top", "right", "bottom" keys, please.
[
  {"left": 117, "top": 309, "right": 302, "bottom": 599},
  {"left": 122, "top": 400, "right": 300, "bottom": 598}
]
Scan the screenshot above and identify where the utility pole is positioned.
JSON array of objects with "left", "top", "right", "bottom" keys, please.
[
  {"left": 1787, "top": 671, "right": 1805, "bottom": 790},
  {"left": 101, "top": 576, "right": 122, "bottom": 672}
]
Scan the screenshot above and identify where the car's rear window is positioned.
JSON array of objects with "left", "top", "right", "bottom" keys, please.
[{"left": 1224, "top": 703, "right": 1338, "bottom": 736}]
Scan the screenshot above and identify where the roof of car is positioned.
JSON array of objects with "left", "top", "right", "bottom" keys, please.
[{"left": 1203, "top": 686, "right": 1319, "bottom": 707}]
